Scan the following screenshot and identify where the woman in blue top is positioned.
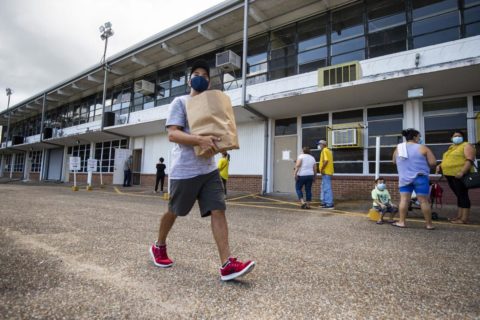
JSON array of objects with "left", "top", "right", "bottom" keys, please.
[{"left": 392, "top": 128, "right": 437, "bottom": 230}]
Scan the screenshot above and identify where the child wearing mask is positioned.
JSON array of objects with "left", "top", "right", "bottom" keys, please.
[{"left": 371, "top": 177, "right": 398, "bottom": 225}]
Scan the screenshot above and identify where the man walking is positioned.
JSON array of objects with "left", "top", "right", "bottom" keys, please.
[
  {"left": 154, "top": 157, "right": 166, "bottom": 193},
  {"left": 149, "top": 60, "right": 255, "bottom": 281},
  {"left": 318, "top": 140, "right": 334, "bottom": 209}
]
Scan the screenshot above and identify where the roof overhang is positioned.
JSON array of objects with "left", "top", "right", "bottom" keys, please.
[
  {"left": 4, "top": 141, "right": 60, "bottom": 152},
  {"left": 247, "top": 63, "right": 480, "bottom": 119},
  {"left": 43, "top": 130, "right": 126, "bottom": 146},
  {"left": 105, "top": 119, "right": 167, "bottom": 137}
]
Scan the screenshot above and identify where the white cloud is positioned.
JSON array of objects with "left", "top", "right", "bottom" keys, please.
[{"left": 0, "top": 0, "right": 225, "bottom": 110}]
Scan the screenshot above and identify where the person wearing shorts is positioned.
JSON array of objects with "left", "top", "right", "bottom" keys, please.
[
  {"left": 149, "top": 60, "right": 255, "bottom": 281},
  {"left": 393, "top": 128, "right": 437, "bottom": 229}
]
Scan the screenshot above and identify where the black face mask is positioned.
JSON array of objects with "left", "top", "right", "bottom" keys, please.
[{"left": 191, "top": 76, "right": 209, "bottom": 92}]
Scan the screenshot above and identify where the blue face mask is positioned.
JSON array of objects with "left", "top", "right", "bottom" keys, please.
[
  {"left": 452, "top": 136, "right": 463, "bottom": 145},
  {"left": 377, "top": 183, "right": 386, "bottom": 191},
  {"left": 417, "top": 138, "right": 424, "bottom": 144},
  {"left": 190, "top": 76, "right": 209, "bottom": 93}
]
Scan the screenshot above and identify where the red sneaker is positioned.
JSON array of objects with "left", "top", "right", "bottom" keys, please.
[
  {"left": 149, "top": 243, "right": 173, "bottom": 268},
  {"left": 220, "top": 257, "right": 255, "bottom": 281}
]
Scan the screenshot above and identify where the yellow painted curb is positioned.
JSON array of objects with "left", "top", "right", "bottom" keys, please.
[
  {"left": 86, "top": 186, "right": 93, "bottom": 191},
  {"left": 71, "top": 186, "right": 79, "bottom": 192}
]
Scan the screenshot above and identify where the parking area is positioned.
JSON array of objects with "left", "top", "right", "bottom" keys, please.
[{"left": 1, "top": 183, "right": 479, "bottom": 319}]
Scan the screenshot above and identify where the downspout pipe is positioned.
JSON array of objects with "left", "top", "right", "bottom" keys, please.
[{"left": 241, "top": 0, "right": 269, "bottom": 194}]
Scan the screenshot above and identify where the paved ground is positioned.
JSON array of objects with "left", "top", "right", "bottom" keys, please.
[{"left": 0, "top": 183, "right": 479, "bottom": 319}]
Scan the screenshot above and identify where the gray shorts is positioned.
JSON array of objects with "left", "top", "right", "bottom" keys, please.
[{"left": 169, "top": 170, "right": 226, "bottom": 217}]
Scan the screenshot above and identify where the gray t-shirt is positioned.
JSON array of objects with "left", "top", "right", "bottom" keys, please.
[{"left": 166, "top": 95, "right": 216, "bottom": 179}]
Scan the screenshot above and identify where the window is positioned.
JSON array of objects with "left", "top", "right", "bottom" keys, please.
[
  {"left": 298, "top": 15, "right": 328, "bottom": 73},
  {"left": 302, "top": 114, "right": 328, "bottom": 161},
  {"left": 269, "top": 26, "right": 297, "bottom": 80},
  {"left": 423, "top": 98, "right": 468, "bottom": 165},
  {"left": 132, "top": 73, "right": 156, "bottom": 112},
  {"left": 170, "top": 66, "right": 187, "bottom": 97},
  {"left": 95, "top": 139, "right": 128, "bottom": 173},
  {"left": 30, "top": 151, "right": 42, "bottom": 172},
  {"left": 367, "top": 105, "right": 404, "bottom": 174},
  {"left": 275, "top": 118, "right": 297, "bottom": 136},
  {"left": 3, "top": 154, "right": 12, "bottom": 172},
  {"left": 367, "top": 0, "right": 407, "bottom": 58},
  {"left": 68, "top": 144, "right": 91, "bottom": 173},
  {"left": 331, "top": 3, "right": 365, "bottom": 65},
  {"left": 13, "top": 153, "right": 25, "bottom": 172},
  {"left": 156, "top": 70, "right": 172, "bottom": 106},
  {"left": 332, "top": 109, "right": 364, "bottom": 173},
  {"left": 474, "top": 95, "right": 480, "bottom": 112},
  {"left": 464, "top": 1, "right": 480, "bottom": 37},
  {"left": 247, "top": 35, "right": 268, "bottom": 85},
  {"left": 412, "top": 0, "right": 460, "bottom": 48}
]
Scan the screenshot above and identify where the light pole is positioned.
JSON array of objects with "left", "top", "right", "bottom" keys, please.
[
  {"left": 5, "top": 88, "right": 13, "bottom": 146},
  {"left": 99, "top": 22, "right": 114, "bottom": 186},
  {"left": 99, "top": 21, "right": 114, "bottom": 132}
]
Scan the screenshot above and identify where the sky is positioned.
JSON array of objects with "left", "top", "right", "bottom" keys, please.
[{"left": 0, "top": 0, "right": 225, "bottom": 111}]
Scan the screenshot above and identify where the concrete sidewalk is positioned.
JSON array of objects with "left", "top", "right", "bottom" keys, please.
[{"left": 1, "top": 183, "right": 479, "bottom": 319}]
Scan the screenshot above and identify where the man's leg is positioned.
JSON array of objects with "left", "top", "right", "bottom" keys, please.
[
  {"left": 155, "top": 175, "right": 160, "bottom": 192},
  {"left": 324, "top": 175, "right": 333, "bottom": 206},
  {"left": 210, "top": 210, "right": 231, "bottom": 264},
  {"left": 157, "top": 211, "right": 177, "bottom": 245},
  {"left": 160, "top": 176, "right": 165, "bottom": 192}
]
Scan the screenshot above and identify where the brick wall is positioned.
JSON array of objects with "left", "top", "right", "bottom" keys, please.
[
  {"left": 227, "top": 175, "right": 263, "bottom": 193},
  {"left": 68, "top": 173, "right": 113, "bottom": 185},
  {"left": 11, "top": 172, "right": 23, "bottom": 179},
  {"left": 29, "top": 173, "right": 40, "bottom": 182},
  {"left": 312, "top": 175, "right": 480, "bottom": 206}
]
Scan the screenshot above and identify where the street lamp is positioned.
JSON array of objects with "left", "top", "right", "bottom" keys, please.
[
  {"left": 5, "top": 88, "right": 13, "bottom": 145},
  {"left": 99, "top": 22, "right": 114, "bottom": 186},
  {"left": 99, "top": 21, "right": 114, "bottom": 131}
]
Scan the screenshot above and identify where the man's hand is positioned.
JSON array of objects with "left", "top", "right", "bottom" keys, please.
[
  {"left": 198, "top": 135, "right": 220, "bottom": 157},
  {"left": 455, "top": 171, "right": 464, "bottom": 179}
]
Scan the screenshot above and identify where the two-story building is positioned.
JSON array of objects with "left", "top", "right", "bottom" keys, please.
[{"left": 1, "top": 0, "right": 479, "bottom": 204}]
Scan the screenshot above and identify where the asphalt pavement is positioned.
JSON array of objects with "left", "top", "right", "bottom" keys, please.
[{"left": 0, "top": 183, "right": 479, "bottom": 319}]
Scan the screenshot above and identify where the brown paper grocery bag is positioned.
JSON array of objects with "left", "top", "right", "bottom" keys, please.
[{"left": 186, "top": 90, "right": 239, "bottom": 157}]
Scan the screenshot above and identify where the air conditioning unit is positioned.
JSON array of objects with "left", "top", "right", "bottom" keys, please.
[
  {"left": 134, "top": 80, "right": 155, "bottom": 95},
  {"left": 331, "top": 128, "right": 357, "bottom": 147},
  {"left": 318, "top": 61, "right": 360, "bottom": 87},
  {"left": 117, "top": 116, "right": 127, "bottom": 125},
  {"left": 216, "top": 50, "right": 241, "bottom": 72}
]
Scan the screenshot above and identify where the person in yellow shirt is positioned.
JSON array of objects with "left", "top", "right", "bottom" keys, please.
[
  {"left": 218, "top": 151, "right": 230, "bottom": 195},
  {"left": 318, "top": 140, "right": 334, "bottom": 209},
  {"left": 436, "top": 130, "right": 475, "bottom": 224}
]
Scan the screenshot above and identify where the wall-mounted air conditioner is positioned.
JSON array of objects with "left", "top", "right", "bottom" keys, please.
[
  {"left": 331, "top": 128, "right": 357, "bottom": 147},
  {"left": 216, "top": 50, "right": 241, "bottom": 72},
  {"left": 318, "top": 61, "right": 360, "bottom": 87},
  {"left": 134, "top": 80, "right": 155, "bottom": 95}
]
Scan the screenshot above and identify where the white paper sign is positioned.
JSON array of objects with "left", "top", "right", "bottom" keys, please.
[
  {"left": 69, "top": 156, "right": 81, "bottom": 171},
  {"left": 87, "top": 159, "right": 98, "bottom": 172},
  {"left": 282, "top": 150, "right": 291, "bottom": 161}
]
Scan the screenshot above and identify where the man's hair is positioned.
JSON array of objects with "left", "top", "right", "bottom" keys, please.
[
  {"left": 190, "top": 60, "right": 210, "bottom": 78},
  {"left": 160, "top": 157, "right": 164, "bottom": 162},
  {"left": 375, "top": 177, "right": 384, "bottom": 183}
]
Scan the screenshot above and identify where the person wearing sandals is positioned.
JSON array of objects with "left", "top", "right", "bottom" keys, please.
[
  {"left": 393, "top": 128, "right": 437, "bottom": 230},
  {"left": 294, "top": 147, "right": 317, "bottom": 209},
  {"left": 371, "top": 177, "right": 398, "bottom": 225},
  {"left": 436, "top": 130, "right": 475, "bottom": 224}
]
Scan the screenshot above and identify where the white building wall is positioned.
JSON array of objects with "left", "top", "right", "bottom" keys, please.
[
  {"left": 213, "top": 120, "right": 265, "bottom": 175},
  {"left": 143, "top": 133, "right": 171, "bottom": 174}
]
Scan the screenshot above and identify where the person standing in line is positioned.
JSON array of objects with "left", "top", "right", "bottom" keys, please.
[
  {"left": 155, "top": 157, "right": 166, "bottom": 193},
  {"left": 294, "top": 147, "right": 317, "bottom": 209},
  {"left": 436, "top": 130, "right": 475, "bottom": 224},
  {"left": 318, "top": 140, "right": 334, "bottom": 209},
  {"left": 123, "top": 155, "right": 133, "bottom": 187},
  {"left": 392, "top": 128, "right": 436, "bottom": 230},
  {"left": 217, "top": 151, "right": 230, "bottom": 195},
  {"left": 149, "top": 60, "right": 255, "bottom": 281}
]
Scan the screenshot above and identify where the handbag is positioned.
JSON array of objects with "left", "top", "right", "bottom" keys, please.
[{"left": 462, "top": 162, "right": 480, "bottom": 189}]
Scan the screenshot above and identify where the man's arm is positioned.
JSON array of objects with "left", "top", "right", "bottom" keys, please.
[
  {"left": 294, "top": 158, "right": 302, "bottom": 179},
  {"left": 167, "top": 125, "right": 219, "bottom": 157},
  {"left": 422, "top": 145, "right": 437, "bottom": 167}
]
